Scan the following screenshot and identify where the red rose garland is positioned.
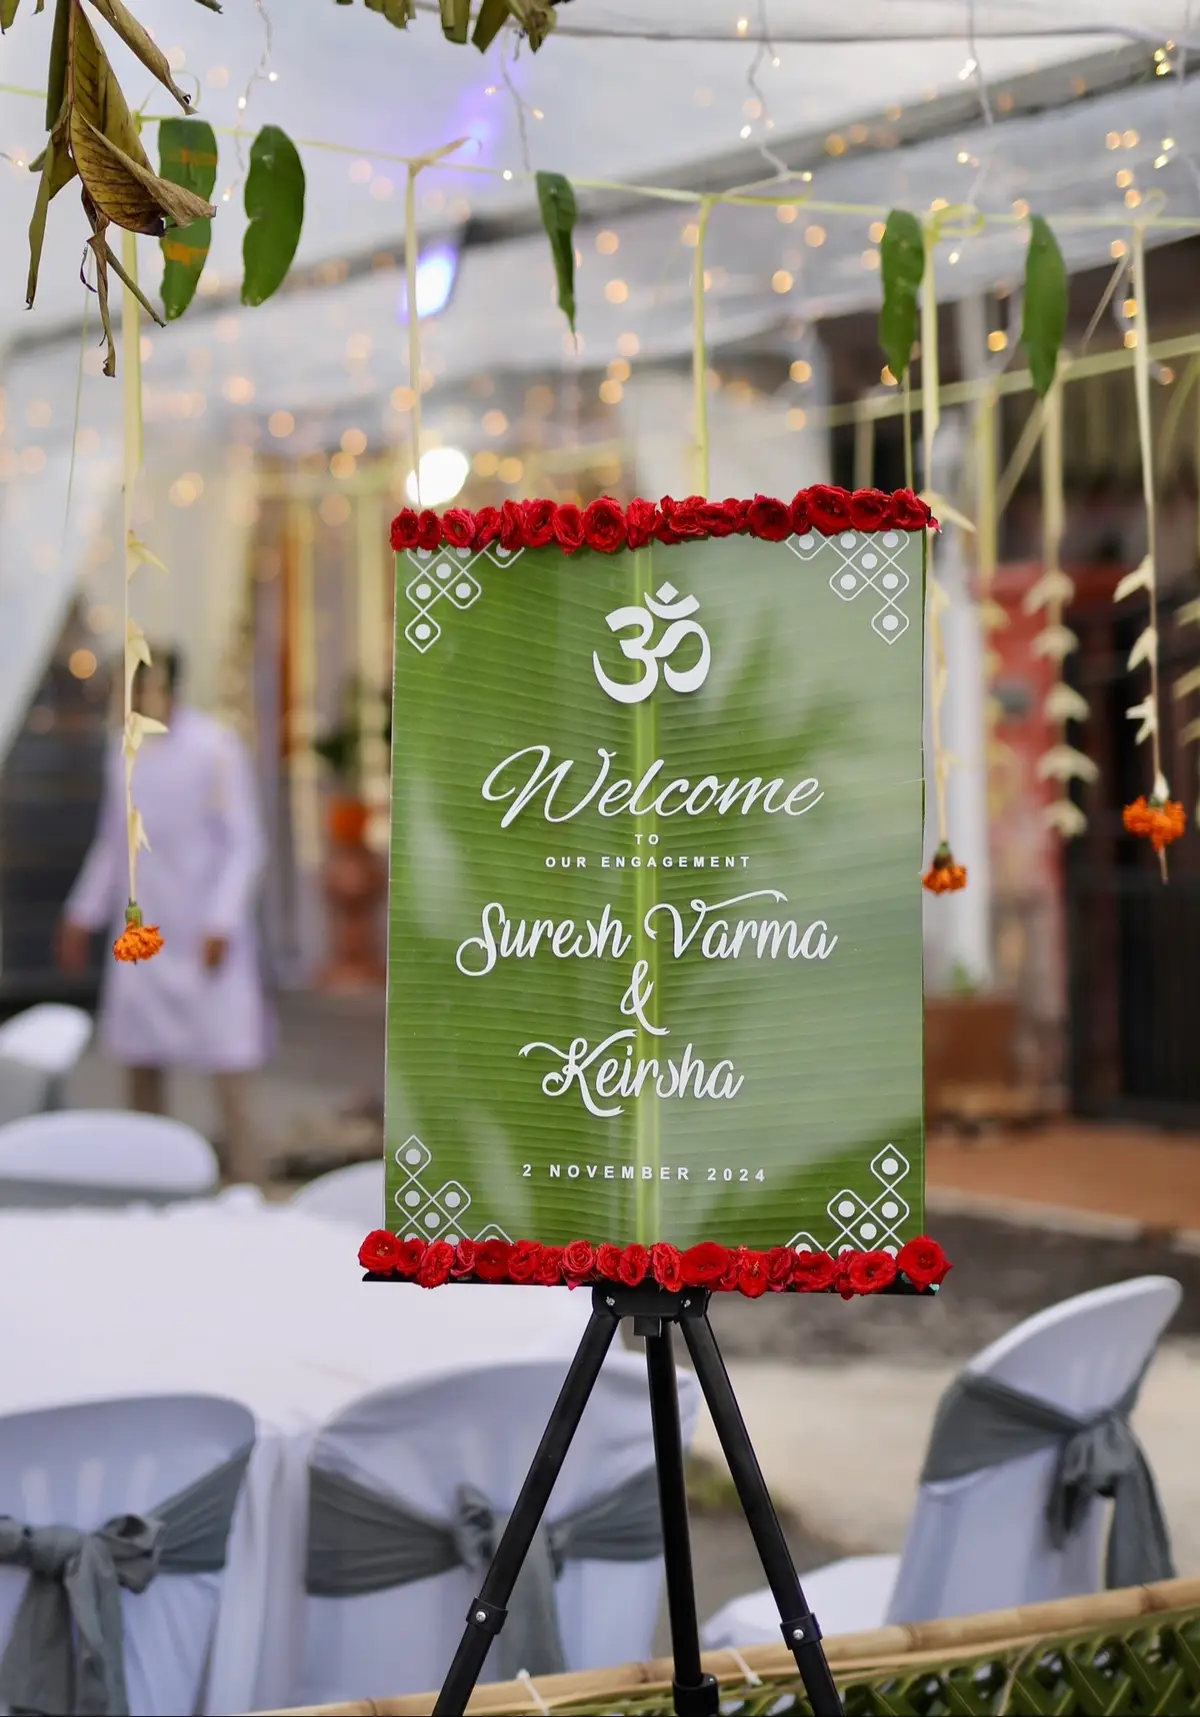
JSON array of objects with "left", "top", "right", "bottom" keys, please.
[
  {"left": 389, "top": 488, "right": 934, "bottom": 558},
  {"left": 358, "top": 1232, "right": 951, "bottom": 1297}
]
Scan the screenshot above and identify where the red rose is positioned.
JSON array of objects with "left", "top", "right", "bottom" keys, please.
[
  {"left": 522, "top": 498, "right": 558, "bottom": 549},
  {"left": 390, "top": 510, "right": 421, "bottom": 552},
  {"left": 791, "top": 1249, "right": 838, "bottom": 1292},
  {"left": 507, "top": 1240, "right": 545, "bottom": 1284},
  {"left": 625, "top": 498, "right": 659, "bottom": 550},
  {"left": 849, "top": 489, "right": 892, "bottom": 531},
  {"left": 499, "top": 498, "right": 525, "bottom": 553},
  {"left": 737, "top": 1250, "right": 770, "bottom": 1299},
  {"left": 898, "top": 1236, "right": 952, "bottom": 1291},
  {"left": 806, "top": 484, "right": 853, "bottom": 535},
  {"left": 474, "top": 1238, "right": 513, "bottom": 1282},
  {"left": 727, "top": 498, "right": 752, "bottom": 533},
  {"left": 395, "top": 1237, "right": 428, "bottom": 1279},
  {"left": 789, "top": 493, "right": 811, "bottom": 536},
  {"left": 562, "top": 1240, "right": 597, "bottom": 1285},
  {"left": 618, "top": 1243, "right": 649, "bottom": 1287},
  {"left": 359, "top": 1229, "right": 402, "bottom": 1275},
  {"left": 650, "top": 1242, "right": 683, "bottom": 1292},
  {"left": 471, "top": 506, "right": 502, "bottom": 551},
  {"left": 701, "top": 500, "right": 738, "bottom": 539},
  {"left": 888, "top": 489, "right": 933, "bottom": 531},
  {"left": 537, "top": 1246, "right": 564, "bottom": 1286},
  {"left": 679, "top": 1242, "right": 730, "bottom": 1287},
  {"left": 746, "top": 495, "right": 792, "bottom": 542},
  {"left": 451, "top": 1238, "right": 478, "bottom": 1278},
  {"left": 656, "top": 495, "right": 707, "bottom": 543},
  {"left": 838, "top": 1250, "right": 898, "bottom": 1299},
  {"left": 417, "top": 509, "right": 441, "bottom": 551},
  {"left": 765, "top": 1247, "right": 796, "bottom": 1291},
  {"left": 553, "top": 504, "right": 585, "bottom": 553},
  {"left": 596, "top": 1243, "right": 625, "bottom": 1281},
  {"left": 417, "top": 1240, "right": 455, "bottom": 1288},
  {"left": 582, "top": 497, "right": 628, "bottom": 553},
  {"left": 717, "top": 1247, "right": 746, "bottom": 1292},
  {"left": 441, "top": 507, "right": 474, "bottom": 549}
]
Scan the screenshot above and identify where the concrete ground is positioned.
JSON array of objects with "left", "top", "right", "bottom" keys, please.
[{"left": 65, "top": 991, "right": 1200, "bottom": 1640}]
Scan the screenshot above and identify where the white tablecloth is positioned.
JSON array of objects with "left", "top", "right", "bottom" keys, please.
[{"left": 0, "top": 1194, "right": 594, "bottom": 1712}]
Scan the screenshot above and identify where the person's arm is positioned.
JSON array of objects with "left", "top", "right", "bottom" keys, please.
[
  {"left": 59, "top": 746, "right": 125, "bottom": 968},
  {"left": 203, "top": 728, "right": 266, "bottom": 969}
]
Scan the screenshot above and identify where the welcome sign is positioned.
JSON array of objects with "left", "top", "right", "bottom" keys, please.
[{"left": 382, "top": 491, "right": 928, "bottom": 1272}]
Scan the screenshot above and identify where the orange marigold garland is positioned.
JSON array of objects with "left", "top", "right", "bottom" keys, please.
[
  {"left": 1123, "top": 795, "right": 1187, "bottom": 854},
  {"left": 922, "top": 841, "right": 967, "bottom": 895},
  {"left": 113, "top": 902, "right": 164, "bottom": 964}
]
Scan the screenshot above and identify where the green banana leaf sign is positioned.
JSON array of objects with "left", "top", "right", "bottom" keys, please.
[{"left": 385, "top": 510, "right": 926, "bottom": 1257}]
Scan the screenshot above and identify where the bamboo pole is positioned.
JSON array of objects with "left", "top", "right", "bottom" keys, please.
[
  {"left": 264, "top": 1577, "right": 1200, "bottom": 1716},
  {"left": 285, "top": 497, "right": 322, "bottom": 877}
]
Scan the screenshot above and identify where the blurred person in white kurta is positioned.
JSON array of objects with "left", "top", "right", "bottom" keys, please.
[{"left": 58, "top": 650, "right": 270, "bottom": 1182}]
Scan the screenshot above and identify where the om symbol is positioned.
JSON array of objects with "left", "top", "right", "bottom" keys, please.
[{"left": 593, "top": 582, "right": 712, "bottom": 705}]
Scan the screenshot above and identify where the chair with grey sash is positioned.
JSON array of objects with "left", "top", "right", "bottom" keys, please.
[
  {"left": 0, "top": 1112, "right": 219, "bottom": 1209},
  {"left": 704, "top": 1275, "right": 1181, "bottom": 1646},
  {"left": 0, "top": 1394, "right": 255, "bottom": 1716},
  {"left": 291, "top": 1350, "right": 701, "bottom": 1708}
]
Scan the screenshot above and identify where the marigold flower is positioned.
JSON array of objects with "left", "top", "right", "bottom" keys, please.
[
  {"left": 1122, "top": 796, "right": 1186, "bottom": 853},
  {"left": 922, "top": 842, "right": 967, "bottom": 894},
  {"left": 113, "top": 902, "right": 164, "bottom": 964}
]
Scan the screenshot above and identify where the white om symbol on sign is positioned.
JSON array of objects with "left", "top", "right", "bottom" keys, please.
[{"left": 593, "top": 582, "right": 712, "bottom": 705}]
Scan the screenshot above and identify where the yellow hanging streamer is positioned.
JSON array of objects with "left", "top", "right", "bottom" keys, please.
[
  {"left": 1032, "top": 377, "right": 1093, "bottom": 838},
  {"left": 401, "top": 139, "right": 471, "bottom": 506},
  {"left": 918, "top": 224, "right": 958, "bottom": 887},
  {"left": 1121, "top": 227, "right": 1180, "bottom": 876},
  {"left": 113, "top": 229, "right": 166, "bottom": 964}
]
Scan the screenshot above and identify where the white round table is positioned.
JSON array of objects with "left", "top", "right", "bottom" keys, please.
[{"left": 0, "top": 1193, "right": 593, "bottom": 1712}]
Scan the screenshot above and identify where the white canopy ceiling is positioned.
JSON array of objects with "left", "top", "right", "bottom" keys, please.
[
  {"left": 1, "top": 0, "right": 1195, "bottom": 351},
  {"left": 1, "top": 0, "right": 1198, "bottom": 763}
]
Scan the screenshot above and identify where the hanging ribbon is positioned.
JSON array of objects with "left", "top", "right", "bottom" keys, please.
[
  {"left": 1030, "top": 375, "right": 1094, "bottom": 838},
  {"left": 691, "top": 196, "right": 714, "bottom": 497},
  {"left": 1119, "top": 227, "right": 1185, "bottom": 874},
  {"left": 113, "top": 228, "right": 165, "bottom": 965}
]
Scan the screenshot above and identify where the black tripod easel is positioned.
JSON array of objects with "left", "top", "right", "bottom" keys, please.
[{"left": 432, "top": 1281, "right": 844, "bottom": 1717}]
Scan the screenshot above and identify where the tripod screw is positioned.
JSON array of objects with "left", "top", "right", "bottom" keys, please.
[
  {"left": 605, "top": 1296, "right": 615, "bottom": 1307},
  {"left": 474, "top": 1610, "right": 487, "bottom": 1623}
]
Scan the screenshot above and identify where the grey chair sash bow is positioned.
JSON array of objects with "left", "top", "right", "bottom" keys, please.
[
  {"left": 305, "top": 1462, "right": 664, "bottom": 1680},
  {"left": 920, "top": 1369, "right": 1174, "bottom": 1589},
  {"left": 0, "top": 1443, "right": 253, "bottom": 1717}
]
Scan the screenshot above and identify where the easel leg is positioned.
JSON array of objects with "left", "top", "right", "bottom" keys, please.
[
  {"left": 433, "top": 1305, "right": 619, "bottom": 1717},
  {"left": 642, "top": 1319, "right": 719, "bottom": 1717},
  {"left": 681, "top": 1314, "right": 844, "bottom": 1717}
]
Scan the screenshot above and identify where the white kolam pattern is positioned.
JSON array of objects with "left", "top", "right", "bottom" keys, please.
[
  {"left": 400, "top": 544, "right": 525, "bottom": 653},
  {"left": 392, "top": 1135, "right": 512, "bottom": 1244}
]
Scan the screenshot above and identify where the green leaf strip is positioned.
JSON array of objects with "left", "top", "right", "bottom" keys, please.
[
  {"left": 242, "top": 124, "right": 306, "bottom": 307},
  {"left": 878, "top": 209, "right": 925, "bottom": 385},
  {"left": 535, "top": 168, "right": 577, "bottom": 336}
]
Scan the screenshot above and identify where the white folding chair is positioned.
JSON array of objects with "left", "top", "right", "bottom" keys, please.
[
  {"left": 703, "top": 1275, "right": 1182, "bottom": 1645},
  {"left": 0, "top": 1005, "right": 93, "bottom": 1105},
  {"left": 291, "top": 1349, "right": 701, "bottom": 1707},
  {"left": 0, "top": 1394, "right": 255, "bottom": 1717},
  {"left": 0, "top": 1111, "right": 220, "bottom": 1206},
  {"left": 290, "top": 1160, "right": 383, "bottom": 1229}
]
